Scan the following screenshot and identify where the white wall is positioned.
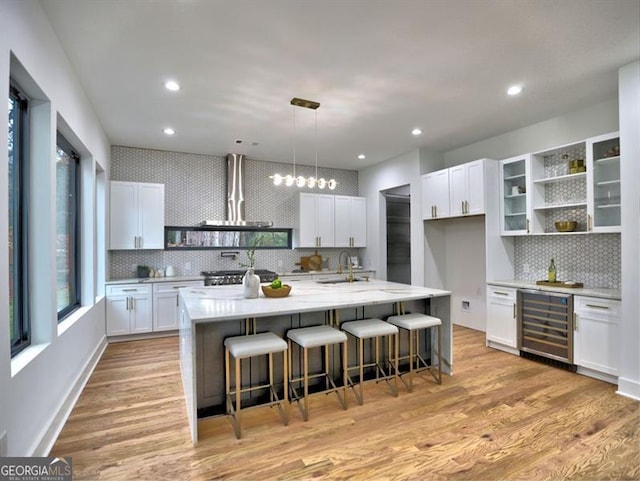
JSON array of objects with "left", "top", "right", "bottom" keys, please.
[
  {"left": 618, "top": 60, "right": 640, "bottom": 400},
  {"left": 359, "top": 150, "right": 433, "bottom": 285},
  {"left": 0, "top": 0, "right": 110, "bottom": 455},
  {"left": 443, "top": 98, "right": 619, "bottom": 167}
]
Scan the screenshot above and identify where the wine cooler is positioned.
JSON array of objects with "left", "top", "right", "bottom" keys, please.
[{"left": 517, "top": 289, "right": 574, "bottom": 364}]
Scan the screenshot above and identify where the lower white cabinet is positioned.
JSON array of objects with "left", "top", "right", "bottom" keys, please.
[
  {"left": 486, "top": 285, "right": 518, "bottom": 352},
  {"left": 106, "top": 284, "right": 153, "bottom": 336},
  {"left": 574, "top": 296, "right": 619, "bottom": 377},
  {"left": 153, "top": 280, "right": 203, "bottom": 332}
]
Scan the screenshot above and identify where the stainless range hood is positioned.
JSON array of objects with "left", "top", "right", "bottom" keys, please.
[{"left": 201, "top": 153, "right": 273, "bottom": 228}]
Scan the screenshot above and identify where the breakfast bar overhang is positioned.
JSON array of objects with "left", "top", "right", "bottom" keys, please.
[{"left": 179, "top": 279, "right": 452, "bottom": 443}]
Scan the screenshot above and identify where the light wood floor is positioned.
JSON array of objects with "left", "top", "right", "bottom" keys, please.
[{"left": 51, "top": 326, "right": 639, "bottom": 480}]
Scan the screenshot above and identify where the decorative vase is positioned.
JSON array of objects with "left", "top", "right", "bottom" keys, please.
[{"left": 242, "top": 267, "right": 260, "bottom": 299}]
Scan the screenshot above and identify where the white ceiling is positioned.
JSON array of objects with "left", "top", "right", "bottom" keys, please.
[{"left": 41, "top": 0, "right": 640, "bottom": 170}]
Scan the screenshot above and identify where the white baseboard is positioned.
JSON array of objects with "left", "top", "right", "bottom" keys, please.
[
  {"left": 616, "top": 376, "right": 640, "bottom": 401},
  {"left": 107, "top": 330, "right": 178, "bottom": 343},
  {"left": 486, "top": 340, "right": 520, "bottom": 356},
  {"left": 33, "top": 336, "right": 108, "bottom": 456},
  {"left": 576, "top": 366, "right": 618, "bottom": 385}
]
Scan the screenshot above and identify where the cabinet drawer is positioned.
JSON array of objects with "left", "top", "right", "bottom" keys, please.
[
  {"left": 153, "top": 280, "right": 203, "bottom": 294},
  {"left": 575, "top": 296, "right": 620, "bottom": 319},
  {"left": 106, "top": 284, "right": 152, "bottom": 297},
  {"left": 487, "top": 286, "right": 516, "bottom": 301}
]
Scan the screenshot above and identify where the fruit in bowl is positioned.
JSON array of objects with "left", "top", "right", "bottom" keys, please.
[{"left": 262, "top": 278, "right": 291, "bottom": 298}]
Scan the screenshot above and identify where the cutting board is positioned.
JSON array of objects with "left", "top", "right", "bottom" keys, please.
[
  {"left": 308, "top": 251, "right": 323, "bottom": 271},
  {"left": 536, "top": 280, "right": 584, "bottom": 288}
]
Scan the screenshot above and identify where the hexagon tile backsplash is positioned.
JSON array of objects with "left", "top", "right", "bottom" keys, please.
[{"left": 514, "top": 234, "right": 620, "bottom": 288}]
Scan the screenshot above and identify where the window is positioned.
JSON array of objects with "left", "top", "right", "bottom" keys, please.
[
  {"left": 164, "top": 226, "right": 292, "bottom": 250},
  {"left": 56, "top": 133, "right": 81, "bottom": 321},
  {"left": 8, "top": 82, "right": 30, "bottom": 356}
]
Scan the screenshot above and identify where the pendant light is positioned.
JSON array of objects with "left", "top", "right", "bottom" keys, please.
[{"left": 270, "top": 97, "right": 336, "bottom": 190}]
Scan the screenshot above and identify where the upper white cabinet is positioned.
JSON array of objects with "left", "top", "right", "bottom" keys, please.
[
  {"left": 421, "top": 169, "right": 450, "bottom": 219},
  {"left": 587, "top": 132, "right": 621, "bottom": 233},
  {"left": 110, "top": 181, "right": 165, "bottom": 249},
  {"left": 449, "top": 159, "right": 486, "bottom": 217},
  {"left": 295, "top": 193, "right": 335, "bottom": 248},
  {"left": 334, "top": 195, "right": 367, "bottom": 247},
  {"left": 499, "top": 154, "right": 531, "bottom": 235}
]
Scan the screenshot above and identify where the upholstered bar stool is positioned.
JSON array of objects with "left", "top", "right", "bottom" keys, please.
[
  {"left": 386, "top": 312, "right": 442, "bottom": 391},
  {"left": 224, "top": 332, "right": 288, "bottom": 438},
  {"left": 287, "top": 325, "right": 348, "bottom": 421},
  {"left": 340, "top": 318, "right": 399, "bottom": 405}
]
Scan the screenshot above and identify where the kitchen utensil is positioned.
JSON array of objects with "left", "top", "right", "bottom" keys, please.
[
  {"left": 308, "top": 251, "right": 322, "bottom": 271},
  {"left": 555, "top": 221, "right": 577, "bottom": 232},
  {"left": 261, "top": 284, "right": 292, "bottom": 298},
  {"left": 296, "top": 257, "right": 310, "bottom": 271}
]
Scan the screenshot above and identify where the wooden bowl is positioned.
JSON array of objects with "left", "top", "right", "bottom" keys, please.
[
  {"left": 555, "top": 221, "right": 577, "bottom": 232},
  {"left": 261, "top": 284, "right": 292, "bottom": 298}
]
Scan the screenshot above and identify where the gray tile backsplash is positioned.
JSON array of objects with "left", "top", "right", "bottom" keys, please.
[
  {"left": 514, "top": 234, "right": 620, "bottom": 288},
  {"left": 109, "top": 146, "right": 360, "bottom": 278}
]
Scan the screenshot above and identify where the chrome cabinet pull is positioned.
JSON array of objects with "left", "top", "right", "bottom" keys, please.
[
  {"left": 585, "top": 304, "right": 610, "bottom": 310},
  {"left": 131, "top": 297, "right": 135, "bottom": 310},
  {"left": 587, "top": 214, "right": 592, "bottom": 232},
  {"left": 574, "top": 312, "right": 578, "bottom": 331},
  {"left": 526, "top": 218, "right": 530, "bottom": 234},
  {"left": 172, "top": 286, "right": 187, "bottom": 289},
  {"left": 139, "top": 236, "right": 143, "bottom": 248},
  {"left": 493, "top": 291, "right": 510, "bottom": 296},
  {"left": 461, "top": 201, "right": 465, "bottom": 215},
  {"left": 513, "top": 303, "right": 517, "bottom": 318},
  {"left": 465, "top": 200, "right": 469, "bottom": 214},
  {"left": 434, "top": 205, "right": 438, "bottom": 218}
]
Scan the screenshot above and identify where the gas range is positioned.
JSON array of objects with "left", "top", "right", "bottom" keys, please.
[{"left": 201, "top": 269, "right": 278, "bottom": 286}]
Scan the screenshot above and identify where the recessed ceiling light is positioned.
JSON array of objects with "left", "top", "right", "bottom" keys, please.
[
  {"left": 411, "top": 128, "right": 422, "bottom": 136},
  {"left": 163, "top": 127, "right": 175, "bottom": 135},
  {"left": 358, "top": 154, "right": 366, "bottom": 159},
  {"left": 164, "top": 80, "right": 180, "bottom": 91},
  {"left": 507, "top": 85, "right": 524, "bottom": 96}
]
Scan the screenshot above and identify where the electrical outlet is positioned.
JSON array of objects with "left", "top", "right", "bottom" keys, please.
[
  {"left": 131, "top": 264, "right": 137, "bottom": 273},
  {"left": 462, "top": 300, "right": 470, "bottom": 312},
  {"left": 0, "top": 430, "right": 7, "bottom": 456},
  {"left": 523, "top": 263, "right": 530, "bottom": 274}
]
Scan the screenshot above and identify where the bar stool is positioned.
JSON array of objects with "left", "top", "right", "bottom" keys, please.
[
  {"left": 224, "top": 332, "right": 288, "bottom": 438},
  {"left": 340, "top": 318, "right": 399, "bottom": 405},
  {"left": 287, "top": 325, "right": 348, "bottom": 421},
  {"left": 386, "top": 312, "right": 442, "bottom": 391}
]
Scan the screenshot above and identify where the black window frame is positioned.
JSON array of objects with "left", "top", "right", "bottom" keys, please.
[
  {"left": 9, "top": 81, "right": 31, "bottom": 357},
  {"left": 56, "top": 132, "right": 81, "bottom": 321}
]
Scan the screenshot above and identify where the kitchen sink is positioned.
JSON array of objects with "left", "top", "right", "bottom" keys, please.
[{"left": 316, "top": 277, "right": 362, "bottom": 284}]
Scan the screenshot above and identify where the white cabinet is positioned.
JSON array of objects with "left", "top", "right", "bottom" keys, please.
[
  {"left": 449, "top": 159, "right": 486, "bottom": 217},
  {"left": 574, "top": 296, "right": 619, "bottom": 379},
  {"left": 153, "top": 280, "right": 203, "bottom": 332},
  {"left": 486, "top": 285, "right": 518, "bottom": 353},
  {"left": 296, "top": 193, "right": 335, "bottom": 248},
  {"left": 106, "top": 284, "right": 153, "bottom": 336},
  {"left": 334, "top": 195, "right": 367, "bottom": 247},
  {"left": 421, "top": 169, "right": 450, "bottom": 219},
  {"left": 587, "top": 132, "right": 621, "bottom": 233},
  {"left": 110, "top": 181, "right": 165, "bottom": 249},
  {"left": 499, "top": 154, "right": 531, "bottom": 235}
]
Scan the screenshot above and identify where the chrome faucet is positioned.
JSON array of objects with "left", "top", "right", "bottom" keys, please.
[{"left": 337, "top": 250, "right": 354, "bottom": 282}]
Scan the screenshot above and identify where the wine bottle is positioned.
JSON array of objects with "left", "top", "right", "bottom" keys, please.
[{"left": 548, "top": 258, "right": 557, "bottom": 283}]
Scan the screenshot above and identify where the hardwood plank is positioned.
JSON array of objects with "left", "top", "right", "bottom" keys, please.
[{"left": 50, "top": 327, "right": 639, "bottom": 480}]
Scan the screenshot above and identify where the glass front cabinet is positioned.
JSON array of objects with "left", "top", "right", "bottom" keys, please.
[
  {"left": 587, "top": 132, "right": 621, "bottom": 233},
  {"left": 500, "top": 154, "right": 531, "bottom": 235}
]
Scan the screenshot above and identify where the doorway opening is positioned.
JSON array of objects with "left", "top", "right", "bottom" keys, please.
[{"left": 385, "top": 186, "right": 411, "bottom": 284}]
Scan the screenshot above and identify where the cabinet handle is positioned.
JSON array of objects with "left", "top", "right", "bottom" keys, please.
[
  {"left": 493, "top": 291, "right": 510, "bottom": 296},
  {"left": 585, "top": 304, "right": 610, "bottom": 310},
  {"left": 513, "top": 303, "right": 517, "bottom": 319},
  {"left": 122, "top": 288, "right": 138, "bottom": 292},
  {"left": 176, "top": 295, "right": 179, "bottom": 307},
  {"left": 172, "top": 286, "right": 188, "bottom": 289},
  {"left": 465, "top": 200, "right": 469, "bottom": 214},
  {"left": 131, "top": 297, "right": 135, "bottom": 310},
  {"left": 461, "top": 201, "right": 465, "bottom": 215},
  {"left": 574, "top": 312, "right": 578, "bottom": 331},
  {"left": 318, "top": 236, "right": 321, "bottom": 247},
  {"left": 139, "top": 236, "right": 143, "bottom": 248},
  {"left": 526, "top": 218, "right": 530, "bottom": 234},
  {"left": 434, "top": 205, "right": 438, "bottom": 218},
  {"left": 587, "top": 214, "right": 592, "bottom": 232},
  {"left": 134, "top": 236, "right": 138, "bottom": 248},
  {"left": 126, "top": 297, "right": 131, "bottom": 310}
]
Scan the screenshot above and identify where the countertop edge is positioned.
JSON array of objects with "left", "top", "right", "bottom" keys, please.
[
  {"left": 106, "top": 275, "right": 205, "bottom": 285},
  {"left": 488, "top": 280, "right": 621, "bottom": 300}
]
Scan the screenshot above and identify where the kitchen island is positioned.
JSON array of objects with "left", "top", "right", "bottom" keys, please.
[{"left": 179, "top": 279, "right": 451, "bottom": 443}]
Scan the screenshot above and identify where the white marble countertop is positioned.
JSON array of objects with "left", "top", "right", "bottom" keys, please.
[
  {"left": 488, "top": 280, "right": 621, "bottom": 300},
  {"left": 106, "top": 275, "right": 205, "bottom": 285},
  {"left": 181, "top": 279, "right": 451, "bottom": 323}
]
